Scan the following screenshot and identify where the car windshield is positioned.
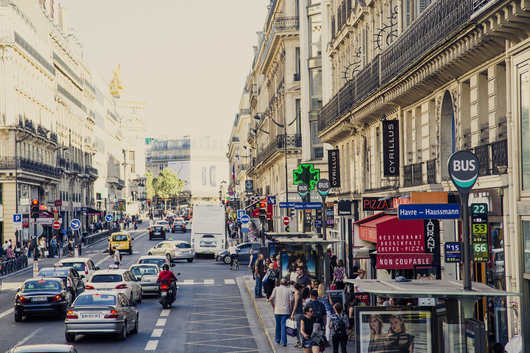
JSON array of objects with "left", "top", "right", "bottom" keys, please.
[
  {"left": 176, "top": 243, "right": 191, "bottom": 249},
  {"left": 112, "top": 234, "right": 128, "bottom": 241},
  {"left": 139, "top": 259, "right": 165, "bottom": 266},
  {"left": 153, "top": 226, "right": 163, "bottom": 231},
  {"left": 61, "top": 262, "right": 85, "bottom": 272},
  {"left": 75, "top": 294, "right": 116, "bottom": 306},
  {"left": 38, "top": 269, "right": 69, "bottom": 277},
  {"left": 131, "top": 266, "right": 158, "bottom": 276},
  {"left": 157, "top": 221, "right": 168, "bottom": 225},
  {"left": 202, "top": 235, "right": 214, "bottom": 238},
  {"left": 91, "top": 274, "right": 123, "bottom": 283},
  {"left": 495, "top": 251, "right": 504, "bottom": 262},
  {"left": 23, "top": 280, "right": 61, "bottom": 291}
]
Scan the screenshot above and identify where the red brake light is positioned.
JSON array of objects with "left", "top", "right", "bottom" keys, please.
[
  {"left": 160, "top": 284, "right": 168, "bottom": 290},
  {"left": 66, "top": 310, "right": 78, "bottom": 319},
  {"left": 17, "top": 296, "right": 29, "bottom": 304},
  {"left": 115, "top": 284, "right": 128, "bottom": 289},
  {"left": 85, "top": 285, "right": 95, "bottom": 290},
  {"left": 51, "top": 294, "right": 63, "bottom": 302},
  {"left": 104, "top": 310, "right": 118, "bottom": 319}
]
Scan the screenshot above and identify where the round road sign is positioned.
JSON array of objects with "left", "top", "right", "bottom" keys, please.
[
  {"left": 317, "top": 179, "right": 331, "bottom": 196},
  {"left": 283, "top": 217, "right": 290, "bottom": 226},
  {"left": 52, "top": 221, "right": 61, "bottom": 230},
  {"left": 241, "top": 214, "right": 250, "bottom": 224},
  {"left": 297, "top": 183, "right": 309, "bottom": 197},
  {"left": 448, "top": 151, "right": 479, "bottom": 195},
  {"left": 105, "top": 214, "right": 113, "bottom": 222},
  {"left": 70, "top": 219, "right": 81, "bottom": 231}
]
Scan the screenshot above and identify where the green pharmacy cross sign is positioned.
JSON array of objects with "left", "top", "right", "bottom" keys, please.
[{"left": 293, "top": 164, "right": 320, "bottom": 190}]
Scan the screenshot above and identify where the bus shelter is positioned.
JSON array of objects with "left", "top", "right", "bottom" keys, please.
[
  {"left": 265, "top": 232, "right": 343, "bottom": 287},
  {"left": 345, "top": 278, "right": 520, "bottom": 352}
]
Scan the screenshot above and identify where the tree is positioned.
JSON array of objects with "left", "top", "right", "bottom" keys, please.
[
  {"left": 145, "top": 172, "right": 155, "bottom": 200},
  {"left": 152, "top": 169, "right": 185, "bottom": 211}
]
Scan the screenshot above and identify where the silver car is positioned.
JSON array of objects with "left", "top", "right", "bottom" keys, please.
[
  {"left": 65, "top": 291, "right": 139, "bottom": 342},
  {"left": 129, "top": 264, "right": 160, "bottom": 295},
  {"left": 6, "top": 344, "right": 78, "bottom": 353},
  {"left": 147, "top": 240, "right": 195, "bottom": 263}
]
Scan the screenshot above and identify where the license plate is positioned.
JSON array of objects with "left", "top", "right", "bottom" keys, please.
[
  {"left": 161, "top": 292, "right": 167, "bottom": 297},
  {"left": 32, "top": 296, "right": 47, "bottom": 302},
  {"left": 142, "top": 279, "right": 151, "bottom": 283},
  {"left": 181, "top": 250, "right": 190, "bottom": 253},
  {"left": 81, "top": 313, "right": 101, "bottom": 319}
]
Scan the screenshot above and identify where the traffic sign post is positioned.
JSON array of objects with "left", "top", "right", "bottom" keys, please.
[
  {"left": 283, "top": 217, "right": 290, "bottom": 226},
  {"left": 448, "top": 150, "right": 479, "bottom": 291},
  {"left": 445, "top": 242, "right": 462, "bottom": 263},
  {"left": 240, "top": 214, "right": 250, "bottom": 224},
  {"left": 52, "top": 221, "right": 61, "bottom": 230},
  {"left": 70, "top": 219, "right": 81, "bottom": 231},
  {"left": 105, "top": 214, "right": 114, "bottom": 222},
  {"left": 13, "top": 214, "right": 22, "bottom": 231},
  {"left": 317, "top": 179, "right": 330, "bottom": 240},
  {"left": 398, "top": 204, "right": 461, "bottom": 220}
]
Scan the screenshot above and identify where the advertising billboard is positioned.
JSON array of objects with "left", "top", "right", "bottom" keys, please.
[{"left": 167, "top": 161, "right": 191, "bottom": 191}]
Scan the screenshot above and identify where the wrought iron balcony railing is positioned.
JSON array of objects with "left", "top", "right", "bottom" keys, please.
[
  {"left": 0, "top": 157, "right": 60, "bottom": 179},
  {"left": 85, "top": 166, "right": 98, "bottom": 176},
  {"left": 403, "top": 162, "right": 424, "bottom": 187},
  {"left": 473, "top": 139, "right": 508, "bottom": 176},
  {"left": 256, "top": 134, "right": 302, "bottom": 166},
  {"left": 427, "top": 159, "right": 436, "bottom": 184}
]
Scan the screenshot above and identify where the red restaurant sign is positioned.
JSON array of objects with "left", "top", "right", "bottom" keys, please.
[{"left": 377, "top": 253, "right": 433, "bottom": 270}]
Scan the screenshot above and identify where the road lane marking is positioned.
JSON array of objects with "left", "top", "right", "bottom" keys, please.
[
  {"left": 2, "top": 282, "right": 23, "bottom": 291},
  {"left": 224, "top": 279, "right": 235, "bottom": 284},
  {"left": 160, "top": 309, "right": 170, "bottom": 317},
  {"left": 0, "top": 308, "right": 13, "bottom": 319},
  {"left": 151, "top": 329, "right": 163, "bottom": 337},
  {"left": 145, "top": 340, "right": 159, "bottom": 350},
  {"left": 12, "top": 327, "right": 44, "bottom": 347},
  {"left": 204, "top": 279, "right": 214, "bottom": 285},
  {"left": 182, "top": 279, "right": 194, "bottom": 285},
  {"left": 156, "top": 318, "right": 166, "bottom": 326}
]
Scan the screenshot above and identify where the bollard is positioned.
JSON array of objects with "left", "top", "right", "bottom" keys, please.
[
  {"left": 33, "top": 261, "right": 39, "bottom": 278},
  {"left": 74, "top": 247, "right": 79, "bottom": 258}
]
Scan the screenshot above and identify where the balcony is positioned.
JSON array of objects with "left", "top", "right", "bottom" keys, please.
[
  {"left": 0, "top": 157, "right": 60, "bottom": 179},
  {"left": 426, "top": 159, "right": 436, "bottom": 184},
  {"left": 275, "top": 16, "right": 299, "bottom": 31},
  {"left": 403, "top": 163, "right": 423, "bottom": 188},
  {"left": 24, "top": 118, "right": 36, "bottom": 134},
  {"left": 85, "top": 166, "right": 98, "bottom": 177},
  {"left": 473, "top": 139, "right": 508, "bottom": 176},
  {"left": 256, "top": 134, "right": 302, "bottom": 166},
  {"left": 118, "top": 179, "right": 125, "bottom": 187}
]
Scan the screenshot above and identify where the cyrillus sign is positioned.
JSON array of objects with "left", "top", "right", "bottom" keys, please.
[
  {"left": 448, "top": 151, "right": 479, "bottom": 194},
  {"left": 383, "top": 120, "right": 399, "bottom": 177}
]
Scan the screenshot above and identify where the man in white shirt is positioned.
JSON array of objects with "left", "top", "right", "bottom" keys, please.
[
  {"left": 270, "top": 278, "right": 293, "bottom": 347},
  {"left": 228, "top": 242, "right": 238, "bottom": 270},
  {"left": 354, "top": 269, "right": 366, "bottom": 293}
]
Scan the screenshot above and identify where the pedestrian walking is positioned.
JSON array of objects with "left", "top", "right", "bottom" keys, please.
[
  {"left": 318, "top": 283, "right": 334, "bottom": 342},
  {"left": 112, "top": 247, "right": 122, "bottom": 268},
  {"left": 270, "top": 278, "right": 293, "bottom": 347},
  {"left": 295, "top": 266, "right": 312, "bottom": 288},
  {"left": 254, "top": 253, "right": 265, "bottom": 298},
  {"left": 332, "top": 259, "right": 347, "bottom": 290},
  {"left": 301, "top": 305, "right": 320, "bottom": 353},
  {"left": 329, "top": 303, "right": 349, "bottom": 353},
  {"left": 67, "top": 238, "right": 74, "bottom": 257},
  {"left": 248, "top": 249, "right": 257, "bottom": 279},
  {"left": 50, "top": 235, "right": 57, "bottom": 258},
  {"left": 290, "top": 283, "right": 305, "bottom": 348},
  {"left": 265, "top": 263, "right": 276, "bottom": 301},
  {"left": 39, "top": 237, "right": 47, "bottom": 259}
]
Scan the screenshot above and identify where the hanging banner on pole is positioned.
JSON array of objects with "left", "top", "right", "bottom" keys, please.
[
  {"left": 382, "top": 120, "right": 399, "bottom": 177},
  {"left": 328, "top": 149, "right": 341, "bottom": 188}
]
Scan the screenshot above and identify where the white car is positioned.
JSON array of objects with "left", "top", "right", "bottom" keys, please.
[
  {"left": 85, "top": 269, "right": 142, "bottom": 303},
  {"left": 57, "top": 258, "right": 99, "bottom": 283},
  {"left": 155, "top": 220, "right": 171, "bottom": 232},
  {"left": 129, "top": 264, "right": 160, "bottom": 294},
  {"left": 147, "top": 240, "right": 195, "bottom": 263},
  {"left": 137, "top": 255, "right": 174, "bottom": 270}
]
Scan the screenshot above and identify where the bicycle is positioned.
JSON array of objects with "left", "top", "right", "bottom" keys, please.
[{"left": 232, "top": 256, "right": 239, "bottom": 271}]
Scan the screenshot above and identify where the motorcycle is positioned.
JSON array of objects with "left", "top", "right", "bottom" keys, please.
[{"left": 158, "top": 273, "right": 180, "bottom": 309}]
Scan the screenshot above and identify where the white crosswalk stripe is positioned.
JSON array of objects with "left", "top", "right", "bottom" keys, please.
[
  {"left": 203, "top": 279, "right": 215, "bottom": 285},
  {"left": 224, "top": 279, "right": 235, "bottom": 284},
  {"left": 182, "top": 279, "right": 194, "bottom": 285}
]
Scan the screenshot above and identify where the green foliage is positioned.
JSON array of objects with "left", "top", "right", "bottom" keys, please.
[
  {"left": 146, "top": 172, "right": 155, "bottom": 200},
  {"left": 152, "top": 169, "right": 185, "bottom": 210}
]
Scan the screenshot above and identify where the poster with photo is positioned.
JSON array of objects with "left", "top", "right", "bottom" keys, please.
[
  {"left": 355, "top": 306, "right": 434, "bottom": 353},
  {"left": 280, "top": 251, "right": 317, "bottom": 279}
]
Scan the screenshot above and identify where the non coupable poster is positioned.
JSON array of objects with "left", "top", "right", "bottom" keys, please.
[{"left": 355, "top": 306, "right": 434, "bottom": 353}]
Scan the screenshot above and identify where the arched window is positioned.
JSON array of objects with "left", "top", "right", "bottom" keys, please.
[{"left": 440, "top": 91, "right": 455, "bottom": 180}]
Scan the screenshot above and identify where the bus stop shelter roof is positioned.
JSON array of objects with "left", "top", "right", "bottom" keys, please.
[{"left": 343, "top": 279, "right": 521, "bottom": 300}]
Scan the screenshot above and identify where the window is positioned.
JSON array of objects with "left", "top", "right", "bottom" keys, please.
[
  {"left": 296, "top": 99, "right": 302, "bottom": 135},
  {"left": 159, "top": 164, "right": 164, "bottom": 170},
  {"left": 523, "top": 221, "right": 530, "bottom": 275},
  {"left": 521, "top": 70, "right": 530, "bottom": 190},
  {"left": 311, "top": 121, "right": 323, "bottom": 159}
]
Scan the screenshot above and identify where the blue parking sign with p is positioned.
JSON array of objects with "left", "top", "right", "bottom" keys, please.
[
  {"left": 13, "top": 214, "right": 22, "bottom": 223},
  {"left": 237, "top": 210, "right": 245, "bottom": 220}
]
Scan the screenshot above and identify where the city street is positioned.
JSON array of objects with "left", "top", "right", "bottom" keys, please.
[{"left": 0, "top": 222, "right": 269, "bottom": 353}]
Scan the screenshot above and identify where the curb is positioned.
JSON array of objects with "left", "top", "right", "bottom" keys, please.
[{"left": 244, "top": 278, "right": 276, "bottom": 353}]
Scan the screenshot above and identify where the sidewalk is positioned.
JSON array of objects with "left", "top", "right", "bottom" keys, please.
[{"left": 243, "top": 276, "right": 356, "bottom": 353}]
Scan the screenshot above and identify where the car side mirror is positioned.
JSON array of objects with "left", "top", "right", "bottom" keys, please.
[
  {"left": 171, "top": 264, "right": 175, "bottom": 267},
  {"left": 131, "top": 238, "right": 134, "bottom": 241},
  {"left": 80, "top": 275, "right": 85, "bottom": 279},
  {"left": 96, "top": 267, "right": 100, "bottom": 270},
  {"left": 16, "top": 288, "right": 20, "bottom": 292}
]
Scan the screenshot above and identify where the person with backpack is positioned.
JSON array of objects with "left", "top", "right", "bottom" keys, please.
[
  {"left": 306, "top": 289, "right": 327, "bottom": 331},
  {"left": 329, "top": 303, "right": 349, "bottom": 353}
]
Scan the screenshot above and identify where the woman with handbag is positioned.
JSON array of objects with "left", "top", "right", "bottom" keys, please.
[
  {"left": 290, "top": 283, "right": 305, "bottom": 347},
  {"left": 265, "top": 263, "right": 276, "bottom": 301},
  {"left": 332, "top": 259, "right": 347, "bottom": 290}
]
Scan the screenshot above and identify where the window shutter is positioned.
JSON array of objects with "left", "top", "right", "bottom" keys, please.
[{"left": 361, "top": 26, "right": 367, "bottom": 68}]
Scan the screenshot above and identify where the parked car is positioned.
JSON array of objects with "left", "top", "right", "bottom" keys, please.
[
  {"left": 129, "top": 264, "right": 160, "bottom": 295},
  {"left": 85, "top": 269, "right": 142, "bottom": 303},
  {"left": 147, "top": 240, "right": 195, "bottom": 263},
  {"left": 37, "top": 267, "right": 85, "bottom": 299},
  {"left": 215, "top": 242, "right": 261, "bottom": 264},
  {"left": 137, "top": 255, "right": 174, "bottom": 269},
  {"left": 149, "top": 225, "right": 166, "bottom": 240},
  {"left": 58, "top": 257, "right": 99, "bottom": 283},
  {"left": 65, "top": 291, "right": 138, "bottom": 342},
  {"left": 6, "top": 344, "right": 78, "bottom": 353},
  {"left": 14, "top": 278, "right": 72, "bottom": 322},
  {"left": 171, "top": 220, "right": 186, "bottom": 233},
  {"left": 109, "top": 232, "right": 134, "bottom": 255}
]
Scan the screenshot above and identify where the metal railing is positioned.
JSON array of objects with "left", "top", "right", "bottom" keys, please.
[
  {"left": 427, "top": 159, "right": 436, "bottom": 184},
  {"left": 472, "top": 139, "right": 508, "bottom": 175},
  {"left": 256, "top": 134, "right": 302, "bottom": 165},
  {"left": 403, "top": 163, "right": 423, "bottom": 187},
  {"left": 0, "top": 157, "right": 60, "bottom": 179},
  {"left": 275, "top": 16, "right": 299, "bottom": 31}
]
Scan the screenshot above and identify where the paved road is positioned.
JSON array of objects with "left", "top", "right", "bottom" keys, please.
[{"left": 0, "top": 221, "right": 269, "bottom": 353}]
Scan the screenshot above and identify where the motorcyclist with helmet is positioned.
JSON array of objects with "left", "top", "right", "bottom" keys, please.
[{"left": 157, "top": 263, "right": 177, "bottom": 299}]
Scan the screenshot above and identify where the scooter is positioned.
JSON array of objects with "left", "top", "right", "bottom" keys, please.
[{"left": 158, "top": 273, "right": 180, "bottom": 309}]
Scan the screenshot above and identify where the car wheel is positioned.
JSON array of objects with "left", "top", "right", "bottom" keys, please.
[
  {"left": 187, "top": 258, "right": 193, "bottom": 263},
  {"left": 14, "top": 313, "right": 22, "bottom": 322},
  {"left": 65, "top": 332, "right": 76, "bottom": 342},
  {"left": 137, "top": 290, "right": 143, "bottom": 303},
  {"left": 129, "top": 248, "right": 133, "bottom": 255},
  {"left": 131, "top": 314, "right": 139, "bottom": 334},
  {"left": 166, "top": 254, "right": 172, "bottom": 262},
  {"left": 116, "top": 322, "right": 127, "bottom": 341},
  {"left": 223, "top": 256, "right": 231, "bottom": 264}
]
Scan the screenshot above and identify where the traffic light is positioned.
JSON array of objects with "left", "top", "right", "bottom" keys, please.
[
  {"left": 53, "top": 210, "right": 59, "bottom": 221},
  {"left": 31, "top": 199, "right": 39, "bottom": 219},
  {"left": 147, "top": 200, "right": 151, "bottom": 204},
  {"left": 290, "top": 209, "right": 296, "bottom": 218},
  {"left": 259, "top": 201, "right": 267, "bottom": 220}
]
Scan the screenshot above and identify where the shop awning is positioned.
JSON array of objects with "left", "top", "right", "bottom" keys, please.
[
  {"left": 86, "top": 208, "right": 103, "bottom": 216},
  {"left": 357, "top": 215, "right": 395, "bottom": 243}
]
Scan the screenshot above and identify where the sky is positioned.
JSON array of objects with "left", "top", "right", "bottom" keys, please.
[{"left": 59, "top": 0, "right": 270, "bottom": 141}]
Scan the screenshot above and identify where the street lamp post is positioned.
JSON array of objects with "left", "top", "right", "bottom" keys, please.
[{"left": 253, "top": 112, "right": 299, "bottom": 231}]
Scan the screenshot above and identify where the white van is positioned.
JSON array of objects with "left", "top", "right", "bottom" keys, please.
[{"left": 190, "top": 204, "right": 226, "bottom": 257}]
